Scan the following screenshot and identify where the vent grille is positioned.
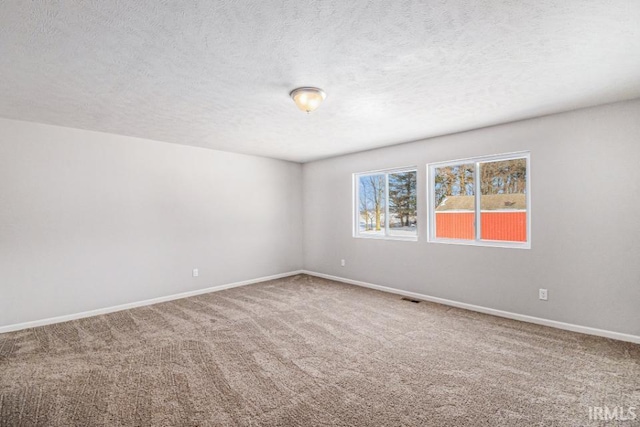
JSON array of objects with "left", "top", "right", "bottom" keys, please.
[{"left": 401, "top": 297, "right": 421, "bottom": 304}]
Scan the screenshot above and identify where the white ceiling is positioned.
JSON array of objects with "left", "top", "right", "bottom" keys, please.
[{"left": 1, "top": 1, "right": 639, "bottom": 162}]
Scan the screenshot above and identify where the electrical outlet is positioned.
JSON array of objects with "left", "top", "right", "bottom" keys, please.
[
  {"left": 539, "top": 288, "right": 548, "bottom": 301},
  {"left": 341, "top": 259, "right": 346, "bottom": 267},
  {"left": 192, "top": 268, "right": 199, "bottom": 277}
]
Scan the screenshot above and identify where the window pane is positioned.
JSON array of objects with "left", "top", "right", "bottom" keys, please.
[
  {"left": 479, "top": 158, "right": 527, "bottom": 242},
  {"left": 388, "top": 171, "right": 417, "bottom": 237},
  {"left": 358, "top": 174, "right": 386, "bottom": 236},
  {"left": 434, "top": 164, "right": 475, "bottom": 240}
]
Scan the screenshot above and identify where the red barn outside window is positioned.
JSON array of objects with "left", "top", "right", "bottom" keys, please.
[{"left": 428, "top": 152, "right": 530, "bottom": 248}]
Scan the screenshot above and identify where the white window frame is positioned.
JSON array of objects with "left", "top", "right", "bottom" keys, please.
[
  {"left": 427, "top": 151, "right": 531, "bottom": 249},
  {"left": 353, "top": 166, "right": 418, "bottom": 241}
]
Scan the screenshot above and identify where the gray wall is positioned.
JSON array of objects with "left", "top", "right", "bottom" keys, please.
[
  {"left": 303, "top": 99, "right": 640, "bottom": 337},
  {"left": 3, "top": 100, "right": 639, "bottom": 336},
  {"left": 0, "top": 118, "right": 303, "bottom": 327}
]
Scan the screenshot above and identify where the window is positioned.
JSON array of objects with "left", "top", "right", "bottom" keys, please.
[
  {"left": 354, "top": 168, "right": 417, "bottom": 240},
  {"left": 428, "top": 152, "right": 530, "bottom": 248}
]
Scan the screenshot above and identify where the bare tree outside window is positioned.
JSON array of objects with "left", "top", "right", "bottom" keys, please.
[
  {"left": 358, "top": 174, "right": 385, "bottom": 235},
  {"left": 356, "top": 169, "right": 417, "bottom": 239}
]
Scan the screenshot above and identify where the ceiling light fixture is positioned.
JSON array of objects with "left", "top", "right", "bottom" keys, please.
[{"left": 290, "top": 87, "right": 326, "bottom": 113}]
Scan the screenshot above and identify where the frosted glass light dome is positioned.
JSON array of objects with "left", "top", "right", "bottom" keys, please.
[{"left": 290, "top": 87, "right": 326, "bottom": 113}]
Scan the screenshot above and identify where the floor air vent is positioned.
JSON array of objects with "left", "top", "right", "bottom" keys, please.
[{"left": 401, "top": 297, "right": 421, "bottom": 303}]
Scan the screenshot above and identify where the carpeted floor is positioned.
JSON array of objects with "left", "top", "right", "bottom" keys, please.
[{"left": 0, "top": 274, "right": 638, "bottom": 426}]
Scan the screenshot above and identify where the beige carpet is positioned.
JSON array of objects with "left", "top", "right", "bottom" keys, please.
[{"left": 0, "top": 274, "right": 638, "bottom": 426}]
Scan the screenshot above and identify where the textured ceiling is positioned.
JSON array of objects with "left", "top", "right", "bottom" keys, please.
[{"left": 1, "top": 1, "right": 639, "bottom": 162}]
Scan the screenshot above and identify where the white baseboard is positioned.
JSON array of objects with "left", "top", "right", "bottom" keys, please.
[
  {"left": 302, "top": 270, "right": 640, "bottom": 345},
  {"left": 0, "top": 270, "right": 304, "bottom": 334}
]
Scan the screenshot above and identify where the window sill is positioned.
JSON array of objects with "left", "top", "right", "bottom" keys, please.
[
  {"left": 354, "top": 234, "right": 418, "bottom": 242},
  {"left": 428, "top": 238, "right": 530, "bottom": 249}
]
